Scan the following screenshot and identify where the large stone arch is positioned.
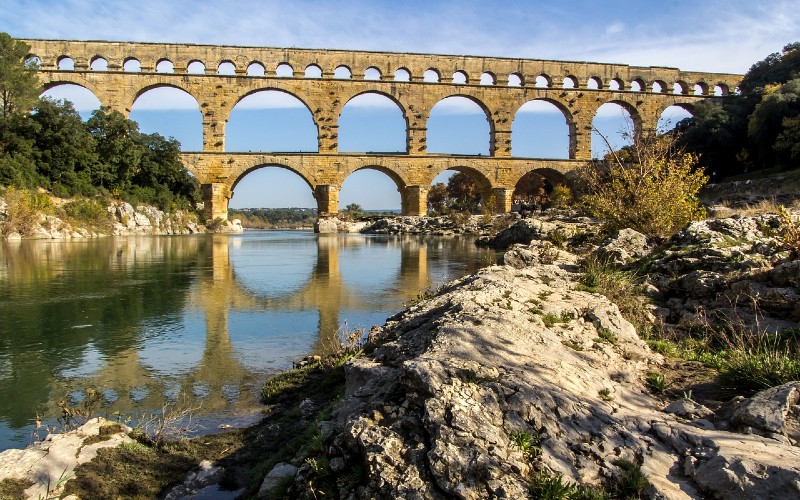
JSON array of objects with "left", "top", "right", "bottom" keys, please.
[
  {"left": 225, "top": 88, "right": 320, "bottom": 153},
  {"left": 511, "top": 97, "right": 574, "bottom": 159},
  {"left": 229, "top": 158, "right": 318, "bottom": 192},
  {"left": 128, "top": 80, "right": 202, "bottom": 114},
  {"left": 39, "top": 77, "right": 105, "bottom": 107},
  {"left": 338, "top": 91, "right": 410, "bottom": 153},
  {"left": 425, "top": 93, "right": 494, "bottom": 155},
  {"left": 338, "top": 164, "right": 407, "bottom": 213}
]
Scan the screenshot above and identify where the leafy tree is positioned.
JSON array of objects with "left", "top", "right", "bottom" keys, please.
[
  {"left": 748, "top": 78, "right": 800, "bottom": 167},
  {"left": 342, "top": 202, "right": 364, "bottom": 219},
  {"left": 27, "top": 98, "right": 98, "bottom": 194},
  {"left": 446, "top": 172, "right": 480, "bottom": 212},
  {"left": 582, "top": 132, "right": 707, "bottom": 240},
  {"left": 86, "top": 107, "right": 142, "bottom": 190},
  {"left": 427, "top": 182, "right": 448, "bottom": 214},
  {"left": 0, "top": 33, "right": 41, "bottom": 117}
]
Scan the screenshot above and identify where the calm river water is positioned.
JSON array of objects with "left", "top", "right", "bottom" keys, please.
[{"left": 0, "top": 231, "right": 497, "bottom": 451}]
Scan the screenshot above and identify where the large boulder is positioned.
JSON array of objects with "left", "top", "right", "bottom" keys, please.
[{"left": 596, "top": 228, "right": 650, "bottom": 265}]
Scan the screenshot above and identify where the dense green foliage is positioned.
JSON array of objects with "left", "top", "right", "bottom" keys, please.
[
  {"left": 0, "top": 33, "right": 41, "bottom": 117},
  {"left": 679, "top": 42, "right": 800, "bottom": 176},
  {"left": 0, "top": 34, "right": 199, "bottom": 210}
]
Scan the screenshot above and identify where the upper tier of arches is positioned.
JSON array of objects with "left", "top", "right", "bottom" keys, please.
[{"left": 25, "top": 39, "right": 741, "bottom": 97}]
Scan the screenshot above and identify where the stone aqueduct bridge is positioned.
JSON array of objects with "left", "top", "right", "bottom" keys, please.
[{"left": 24, "top": 39, "right": 742, "bottom": 219}]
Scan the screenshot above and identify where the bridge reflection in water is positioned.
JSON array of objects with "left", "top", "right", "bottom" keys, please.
[{"left": 17, "top": 232, "right": 489, "bottom": 436}]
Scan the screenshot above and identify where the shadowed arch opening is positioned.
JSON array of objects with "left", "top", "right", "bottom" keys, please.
[
  {"left": 658, "top": 105, "right": 693, "bottom": 133},
  {"left": 630, "top": 79, "right": 644, "bottom": 92},
  {"left": 513, "top": 168, "right": 570, "bottom": 209},
  {"left": 423, "top": 69, "right": 439, "bottom": 83},
  {"left": 694, "top": 83, "right": 708, "bottom": 96},
  {"left": 229, "top": 165, "right": 316, "bottom": 209},
  {"left": 40, "top": 83, "right": 102, "bottom": 120},
  {"left": 427, "top": 96, "right": 491, "bottom": 155},
  {"left": 276, "top": 63, "right": 293, "bottom": 77},
  {"left": 535, "top": 75, "right": 550, "bottom": 88},
  {"left": 130, "top": 85, "right": 203, "bottom": 151},
  {"left": 428, "top": 166, "right": 493, "bottom": 214},
  {"left": 508, "top": 73, "right": 523, "bottom": 87},
  {"left": 339, "top": 167, "right": 403, "bottom": 212},
  {"left": 562, "top": 76, "right": 577, "bottom": 89},
  {"left": 714, "top": 84, "right": 729, "bottom": 96},
  {"left": 592, "top": 102, "right": 639, "bottom": 159},
  {"left": 512, "top": 100, "right": 571, "bottom": 159},
  {"left": 652, "top": 80, "right": 666, "bottom": 93},
  {"left": 480, "top": 72, "right": 495, "bottom": 85},
  {"left": 609, "top": 78, "right": 623, "bottom": 91},
  {"left": 227, "top": 90, "right": 317, "bottom": 153},
  {"left": 339, "top": 93, "right": 407, "bottom": 153},
  {"left": 587, "top": 77, "right": 601, "bottom": 90},
  {"left": 452, "top": 71, "right": 468, "bottom": 84}
]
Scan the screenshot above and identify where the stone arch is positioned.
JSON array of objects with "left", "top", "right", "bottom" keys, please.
[
  {"left": 587, "top": 76, "right": 602, "bottom": 89},
  {"left": 629, "top": 78, "right": 644, "bottom": 92},
  {"left": 511, "top": 98, "right": 573, "bottom": 159},
  {"left": 394, "top": 68, "right": 411, "bottom": 81},
  {"left": 339, "top": 165, "right": 407, "bottom": 212},
  {"left": 156, "top": 59, "right": 174, "bottom": 73},
  {"left": 247, "top": 61, "right": 266, "bottom": 76},
  {"left": 57, "top": 56, "right": 74, "bottom": 70},
  {"left": 187, "top": 60, "right": 206, "bottom": 74},
  {"left": 480, "top": 72, "right": 495, "bottom": 85},
  {"left": 338, "top": 91, "right": 408, "bottom": 153},
  {"left": 130, "top": 81, "right": 201, "bottom": 112},
  {"left": 651, "top": 80, "right": 667, "bottom": 93},
  {"left": 305, "top": 64, "right": 322, "bottom": 78},
  {"left": 512, "top": 167, "right": 571, "bottom": 206},
  {"left": 673, "top": 80, "right": 689, "bottom": 95},
  {"left": 334, "top": 65, "right": 352, "bottom": 79},
  {"left": 423, "top": 68, "right": 440, "bottom": 83},
  {"left": 562, "top": 75, "right": 578, "bottom": 89},
  {"left": 218, "top": 61, "right": 236, "bottom": 75},
  {"left": 452, "top": 70, "right": 468, "bottom": 84},
  {"left": 123, "top": 57, "right": 141, "bottom": 72},
  {"left": 535, "top": 74, "right": 550, "bottom": 88},
  {"left": 591, "top": 100, "right": 642, "bottom": 158},
  {"left": 508, "top": 73, "right": 523, "bottom": 87},
  {"left": 24, "top": 55, "right": 41, "bottom": 68},
  {"left": 364, "top": 67, "right": 382, "bottom": 80},
  {"left": 429, "top": 164, "right": 495, "bottom": 212},
  {"left": 657, "top": 103, "right": 694, "bottom": 132},
  {"left": 40, "top": 79, "right": 104, "bottom": 105},
  {"left": 230, "top": 161, "right": 316, "bottom": 193},
  {"left": 130, "top": 84, "right": 203, "bottom": 150},
  {"left": 90, "top": 56, "right": 108, "bottom": 71},
  {"left": 693, "top": 82, "right": 708, "bottom": 95},
  {"left": 40, "top": 81, "right": 103, "bottom": 118},
  {"left": 713, "top": 83, "right": 730, "bottom": 96},
  {"left": 226, "top": 88, "right": 319, "bottom": 153},
  {"left": 275, "top": 63, "right": 293, "bottom": 77},
  {"left": 426, "top": 94, "right": 493, "bottom": 155},
  {"left": 608, "top": 78, "right": 623, "bottom": 91}
]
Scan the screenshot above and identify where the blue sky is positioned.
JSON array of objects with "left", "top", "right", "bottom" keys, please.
[{"left": 6, "top": 0, "right": 798, "bottom": 209}]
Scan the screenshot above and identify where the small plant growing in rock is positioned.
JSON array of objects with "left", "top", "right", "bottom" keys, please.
[
  {"left": 646, "top": 371, "right": 667, "bottom": 394},
  {"left": 596, "top": 327, "right": 618, "bottom": 345},
  {"left": 777, "top": 205, "right": 800, "bottom": 258},
  {"left": 598, "top": 388, "right": 614, "bottom": 401},
  {"left": 510, "top": 431, "right": 541, "bottom": 459},
  {"left": 547, "top": 228, "right": 568, "bottom": 248},
  {"left": 561, "top": 340, "right": 584, "bottom": 351}
]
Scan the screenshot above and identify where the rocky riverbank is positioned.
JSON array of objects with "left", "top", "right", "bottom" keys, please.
[
  {"left": 0, "top": 194, "right": 243, "bottom": 240},
  {"left": 1, "top": 208, "right": 798, "bottom": 499}
]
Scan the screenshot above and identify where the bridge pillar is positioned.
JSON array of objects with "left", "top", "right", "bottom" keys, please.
[
  {"left": 202, "top": 116, "right": 226, "bottom": 152},
  {"left": 402, "top": 185, "right": 428, "bottom": 216},
  {"left": 489, "top": 187, "right": 513, "bottom": 214},
  {"left": 319, "top": 125, "right": 338, "bottom": 152},
  {"left": 408, "top": 127, "right": 427, "bottom": 153},
  {"left": 493, "top": 129, "right": 512, "bottom": 157},
  {"left": 315, "top": 184, "right": 339, "bottom": 216},
  {"left": 571, "top": 116, "right": 593, "bottom": 160},
  {"left": 202, "top": 183, "right": 231, "bottom": 221}
]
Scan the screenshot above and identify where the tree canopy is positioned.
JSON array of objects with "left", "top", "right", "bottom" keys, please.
[
  {"left": 679, "top": 42, "right": 800, "bottom": 176},
  {"left": 0, "top": 33, "right": 199, "bottom": 210}
]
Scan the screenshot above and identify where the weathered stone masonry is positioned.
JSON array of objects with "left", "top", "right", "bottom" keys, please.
[{"left": 24, "top": 39, "right": 742, "bottom": 219}]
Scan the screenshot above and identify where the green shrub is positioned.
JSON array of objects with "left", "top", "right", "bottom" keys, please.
[
  {"left": 550, "top": 184, "right": 573, "bottom": 208},
  {"left": 582, "top": 132, "right": 707, "bottom": 241},
  {"left": 62, "top": 198, "right": 113, "bottom": 232},
  {"left": 579, "top": 256, "right": 650, "bottom": 335},
  {"left": 1, "top": 187, "right": 46, "bottom": 235}
]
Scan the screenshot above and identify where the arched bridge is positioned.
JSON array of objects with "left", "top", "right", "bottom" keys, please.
[{"left": 23, "top": 39, "right": 742, "bottom": 219}]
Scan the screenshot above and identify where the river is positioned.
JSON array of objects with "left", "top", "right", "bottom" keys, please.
[{"left": 0, "top": 231, "right": 497, "bottom": 451}]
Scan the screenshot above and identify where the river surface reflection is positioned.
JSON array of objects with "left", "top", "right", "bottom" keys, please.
[{"left": 0, "top": 231, "right": 497, "bottom": 451}]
